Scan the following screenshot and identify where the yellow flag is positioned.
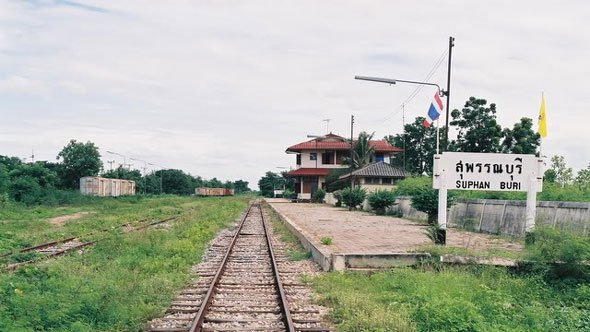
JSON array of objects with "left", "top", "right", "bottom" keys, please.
[{"left": 538, "top": 94, "right": 547, "bottom": 138}]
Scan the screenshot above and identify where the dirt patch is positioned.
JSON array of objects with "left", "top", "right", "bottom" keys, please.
[
  {"left": 447, "top": 229, "right": 523, "bottom": 253},
  {"left": 48, "top": 212, "right": 94, "bottom": 226}
]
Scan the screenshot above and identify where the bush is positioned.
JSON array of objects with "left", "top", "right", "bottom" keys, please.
[
  {"left": 526, "top": 227, "right": 590, "bottom": 280},
  {"left": 282, "top": 188, "right": 295, "bottom": 199},
  {"left": 333, "top": 190, "right": 342, "bottom": 207},
  {"left": 341, "top": 187, "right": 366, "bottom": 210},
  {"left": 311, "top": 189, "right": 326, "bottom": 203},
  {"left": 367, "top": 190, "right": 396, "bottom": 215}
]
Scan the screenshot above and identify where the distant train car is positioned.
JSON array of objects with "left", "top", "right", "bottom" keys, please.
[
  {"left": 80, "top": 177, "right": 136, "bottom": 197},
  {"left": 196, "top": 187, "right": 234, "bottom": 196}
]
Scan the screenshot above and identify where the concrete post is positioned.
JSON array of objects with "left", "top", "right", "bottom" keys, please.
[
  {"left": 525, "top": 175, "right": 537, "bottom": 244},
  {"left": 437, "top": 173, "right": 447, "bottom": 245}
]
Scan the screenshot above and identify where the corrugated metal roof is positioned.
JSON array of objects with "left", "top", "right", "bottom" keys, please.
[
  {"left": 286, "top": 168, "right": 332, "bottom": 176},
  {"left": 339, "top": 162, "right": 407, "bottom": 179}
]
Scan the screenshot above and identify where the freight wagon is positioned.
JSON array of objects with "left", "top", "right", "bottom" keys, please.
[
  {"left": 196, "top": 187, "right": 235, "bottom": 196},
  {"left": 80, "top": 177, "right": 136, "bottom": 197}
]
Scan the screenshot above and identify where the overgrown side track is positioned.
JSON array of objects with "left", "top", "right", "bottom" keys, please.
[
  {"left": 149, "top": 203, "right": 330, "bottom": 332},
  {"left": 3, "top": 216, "right": 178, "bottom": 271}
]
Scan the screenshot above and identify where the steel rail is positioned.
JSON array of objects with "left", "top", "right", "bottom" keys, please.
[
  {"left": 6, "top": 241, "right": 97, "bottom": 271},
  {"left": 1, "top": 216, "right": 175, "bottom": 259},
  {"left": 2, "top": 216, "right": 180, "bottom": 272},
  {"left": 189, "top": 204, "right": 254, "bottom": 332},
  {"left": 189, "top": 203, "right": 296, "bottom": 332},
  {"left": 261, "top": 204, "right": 296, "bottom": 332}
]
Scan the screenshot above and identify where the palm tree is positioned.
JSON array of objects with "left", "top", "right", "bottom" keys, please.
[{"left": 343, "top": 131, "right": 375, "bottom": 169}]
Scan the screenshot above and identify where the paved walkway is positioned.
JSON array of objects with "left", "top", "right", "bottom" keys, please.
[{"left": 266, "top": 199, "right": 522, "bottom": 255}]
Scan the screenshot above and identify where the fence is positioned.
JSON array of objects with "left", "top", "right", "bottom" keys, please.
[
  {"left": 396, "top": 196, "right": 590, "bottom": 237},
  {"left": 324, "top": 193, "right": 590, "bottom": 237}
]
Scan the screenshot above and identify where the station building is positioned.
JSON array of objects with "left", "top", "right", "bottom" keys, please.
[{"left": 285, "top": 133, "right": 405, "bottom": 199}]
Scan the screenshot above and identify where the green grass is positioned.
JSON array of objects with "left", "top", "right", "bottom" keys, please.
[
  {"left": 415, "top": 243, "right": 525, "bottom": 261},
  {"left": 0, "top": 195, "right": 251, "bottom": 331},
  {"left": 0, "top": 195, "right": 193, "bottom": 257},
  {"left": 314, "top": 265, "right": 590, "bottom": 331},
  {"left": 263, "top": 204, "right": 311, "bottom": 261},
  {"left": 320, "top": 236, "right": 333, "bottom": 245}
]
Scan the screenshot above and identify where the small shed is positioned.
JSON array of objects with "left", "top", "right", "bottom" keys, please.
[{"left": 339, "top": 162, "right": 407, "bottom": 192}]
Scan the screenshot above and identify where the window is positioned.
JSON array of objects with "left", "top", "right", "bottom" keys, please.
[
  {"left": 382, "top": 178, "right": 393, "bottom": 184},
  {"left": 322, "top": 151, "right": 334, "bottom": 164},
  {"left": 296, "top": 154, "right": 301, "bottom": 165},
  {"left": 365, "top": 177, "right": 379, "bottom": 184},
  {"left": 375, "top": 154, "right": 384, "bottom": 162},
  {"left": 310, "top": 153, "right": 317, "bottom": 161}
]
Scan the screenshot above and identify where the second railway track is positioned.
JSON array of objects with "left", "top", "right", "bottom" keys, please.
[{"left": 150, "top": 203, "right": 330, "bottom": 332}]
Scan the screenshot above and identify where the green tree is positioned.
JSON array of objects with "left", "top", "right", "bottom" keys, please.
[
  {"left": 575, "top": 164, "right": 590, "bottom": 190},
  {"left": 549, "top": 155, "right": 573, "bottom": 188},
  {"left": 233, "top": 180, "right": 250, "bottom": 193},
  {"left": 9, "top": 163, "right": 58, "bottom": 189},
  {"left": 351, "top": 131, "right": 375, "bottom": 169},
  {"left": 8, "top": 176, "right": 41, "bottom": 203},
  {"left": 501, "top": 117, "right": 540, "bottom": 154},
  {"left": 56, "top": 140, "right": 102, "bottom": 189},
  {"left": 385, "top": 116, "right": 438, "bottom": 175},
  {"left": 449, "top": 97, "right": 503, "bottom": 153},
  {"left": 325, "top": 168, "right": 351, "bottom": 192},
  {"left": 0, "top": 164, "right": 9, "bottom": 194},
  {"left": 160, "top": 169, "right": 193, "bottom": 195},
  {"left": 257, "top": 171, "right": 284, "bottom": 198},
  {"left": 0, "top": 155, "right": 22, "bottom": 170}
]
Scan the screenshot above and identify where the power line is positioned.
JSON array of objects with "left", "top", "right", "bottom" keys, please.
[{"left": 363, "top": 48, "right": 448, "bottom": 126}]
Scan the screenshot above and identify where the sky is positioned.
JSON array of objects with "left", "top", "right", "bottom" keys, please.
[{"left": 1, "top": 0, "right": 588, "bottom": 189}]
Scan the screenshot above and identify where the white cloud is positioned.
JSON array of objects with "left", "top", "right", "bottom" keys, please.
[{"left": 0, "top": 0, "right": 589, "bottom": 188}]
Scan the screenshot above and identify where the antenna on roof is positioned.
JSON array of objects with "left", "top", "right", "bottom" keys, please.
[{"left": 322, "top": 119, "right": 331, "bottom": 134}]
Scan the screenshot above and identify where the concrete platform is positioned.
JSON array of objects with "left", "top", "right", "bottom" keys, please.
[{"left": 265, "top": 199, "right": 522, "bottom": 271}]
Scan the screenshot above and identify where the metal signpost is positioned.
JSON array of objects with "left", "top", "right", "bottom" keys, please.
[{"left": 433, "top": 152, "right": 544, "bottom": 244}]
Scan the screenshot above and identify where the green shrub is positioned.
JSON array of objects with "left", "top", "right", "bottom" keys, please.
[
  {"left": 333, "top": 190, "right": 342, "bottom": 207},
  {"left": 321, "top": 236, "right": 333, "bottom": 245},
  {"left": 411, "top": 187, "right": 454, "bottom": 225},
  {"left": 311, "top": 189, "right": 326, "bottom": 203},
  {"left": 526, "top": 227, "right": 590, "bottom": 280},
  {"left": 341, "top": 187, "right": 366, "bottom": 210},
  {"left": 282, "top": 188, "right": 295, "bottom": 199},
  {"left": 367, "top": 189, "right": 397, "bottom": 215}
]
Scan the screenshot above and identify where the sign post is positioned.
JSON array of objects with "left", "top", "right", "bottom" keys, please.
[{"left": 434, "top": 152, "right": 544, "bottom": 245}]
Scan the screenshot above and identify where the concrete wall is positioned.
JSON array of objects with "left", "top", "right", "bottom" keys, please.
[{"left": 395, "top": 196, "right": 590, "bottom": 237}]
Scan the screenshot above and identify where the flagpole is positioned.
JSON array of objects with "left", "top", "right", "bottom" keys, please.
[{"left": 436, "top": 119, "right": 440, "bottom": 155}]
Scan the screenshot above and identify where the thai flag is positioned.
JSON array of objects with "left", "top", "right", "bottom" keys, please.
[{"left": 423, "top": 91, "right": 443, "bottom": 128}]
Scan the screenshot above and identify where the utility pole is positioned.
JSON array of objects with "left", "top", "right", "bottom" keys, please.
[
  {"left": 444, "top": 36, "right": 455, "bottom": 151},
  {"left": 402, "top": 104, "right": 406, "bottom": 172},
  {"left": 107, "top": 160, "right": 114, "bottom": 171},
  {"left": 348, "top": 115, "right": 355, "bottom": 210}
]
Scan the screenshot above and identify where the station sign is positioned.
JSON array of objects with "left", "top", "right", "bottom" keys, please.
[{"left": 433, "top": 152, "right": 543, "bottom": 192}]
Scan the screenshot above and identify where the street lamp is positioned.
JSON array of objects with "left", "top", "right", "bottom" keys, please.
[
  {"left": 355, "top": 75, "right": 448, "bottom": 153},
  {"left": 354, "top": 37, "right": 454, "bottom": 151}
]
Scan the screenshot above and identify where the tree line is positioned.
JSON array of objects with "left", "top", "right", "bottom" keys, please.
[
  {"left": 0, "top": 139, "right": 250, "bottom": 205},
  {"left": 258, "top": 96, "right": 589, "bottom": 201}
]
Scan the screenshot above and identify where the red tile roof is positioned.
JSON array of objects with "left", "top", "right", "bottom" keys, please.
[
  {"left": 286, "top": 134, "right": 402, "bottom": 153},
  {"left": 286, "top": 168, "right": 333, "bottom": 176}
]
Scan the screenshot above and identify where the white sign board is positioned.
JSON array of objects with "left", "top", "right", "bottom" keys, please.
[{"left": 433, "top": 152, "right": 543, "bottom": 192}]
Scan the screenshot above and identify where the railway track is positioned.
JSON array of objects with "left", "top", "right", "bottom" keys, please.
[
  {"left": 3, "top": 216, "right": 179, "bottom": 272},
  {"left": 149, "top": 203, "right": 330, "bottom": 332}
]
